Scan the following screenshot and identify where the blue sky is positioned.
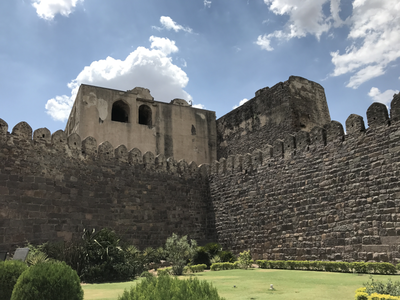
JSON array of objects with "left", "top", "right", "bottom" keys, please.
[{"left": 1, "top": 0, "right": 399, "bottom": 134}]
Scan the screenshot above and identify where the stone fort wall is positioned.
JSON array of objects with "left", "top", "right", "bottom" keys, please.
[
  {"left": 0, "top": 120, "right": 215, "bottom": 249},
  {"left": 209, "top": 94, "right": 400, "bottom": 262},
  {"left": 2, "top": 81, "right": 400, "bottom": 263}
]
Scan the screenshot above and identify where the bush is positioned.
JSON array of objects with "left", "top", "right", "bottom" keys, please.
[
  {"left": 0, "top": 260, "right": 28, "bottom": 300},
  {"left": 165, "top": 233, "right": 197, "bottom": 275},
  {"left": 184, "top": 264, "right": 207, "bottom": 273},
  {"left": 193, "top": 247, "right": 211, "bottom": 267},
  {"left": 210, "top": 262, "right": 238, "bottom": 271},
  {"left": 204, "top": 243, "right": 222, "bottom": 258},
  {"left": 78, "top": 228, "right": 143, "bottom": 283},
  {"left": 218, "top": 250, "right": 236, "bottom": 263},
  {"left": 363, "top": 276, "right": 400, "bottom": 297},
  {"left": 255, "top": 260, "right": 398, "bottom": 275},
  {"left": 118, "top": 274, "right": 225, "bottom": 300},
  {"left": 237, "top": 250, "right": 253, "bottom": 269},
  {"left": 11, "top": 261, "right": 83, "bottom": 300}
]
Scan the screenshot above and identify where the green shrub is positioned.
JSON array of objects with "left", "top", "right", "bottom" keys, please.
[
  {"left": 218, "top": 250, "right": 236, "bottom": 263},
  {"left": 237, "top": 250, "right": 252, "bottom": 269},
  {"left": 157, "top": 268, "right": 172, "bottom": 276},
  {"left": 363, "top": 276, "right": 400, "bottom": 296},
  {"left": 0, "top": 260, "right": 28, "bottom": 300},
  {"left": 204, "top": 243, "right": 222, "bottom": 258},
  {"left": 184, "top": 264, "right": 207, "bottom": 273},
  {"left": 78, "top": 228, "right": 143, "bottom": 282},
  {"left": 140, "top": 271, "right": 154, "bottom": 279},
  {"left": 165, "top": 233, "right": 197, "bottom": 275},
  {"left": 118, "top": 274, "right": 225, "bottom": 300},
  {"left": 255, "top": 260, "right": 397, "bottom": 275},
  {"left": 210, "top": 262, "right": 237, "bottom": 271},
  {"left": 11, "top": 261, "right": 83, "bottom": 300},
  {"left": 193, "top": 246, "right": 211, "bottom": 267}
]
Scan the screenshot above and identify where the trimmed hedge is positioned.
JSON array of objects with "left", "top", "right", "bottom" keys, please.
[
  {"left": 184, "top": 264, "right": 207, "bottom": 273},
  {"left": 255, "top": 260, "right": 397, "bottom": 275},
  {"left": 11, "top": 262, "right": 83, "bottom": 300},
  {"left": 210, "top": 262, "right": 240, "bottom": 271},
  {"left": 0, "top": 260, "right": 28, "bottom": 300}
]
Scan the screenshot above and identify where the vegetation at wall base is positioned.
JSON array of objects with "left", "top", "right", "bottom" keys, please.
[
  {"left": 28, "top": 228, "right": 158, "bottom": 283},
  {"left": 255, "top": 260, "right": 397, "bottom": 274},
  {"left": 118, "top": 274, "right": 225, "bottom": 300},
  {"left": 193, "top": 243, "right": 236, "bottom": 268},
  {"left": 11, "top": 261, "right": 83, "bottom": 300},
  {"left": 0, "top": 260, "right": 28, "bottom": 300},
  {"left": 164, "top": 233, "right": 197, "bottom": 275}
]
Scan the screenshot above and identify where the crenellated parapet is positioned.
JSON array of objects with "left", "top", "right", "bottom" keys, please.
[
  {"left": 209, "top": 95, "right": 398, "bottom": 176},
  {"left": 0, "top": 119, "right": 209, "bottom": 179}
]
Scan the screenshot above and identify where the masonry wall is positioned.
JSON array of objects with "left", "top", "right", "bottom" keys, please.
[
  {"left": 65, "top": 85, "right": 217, "bottom": 165},
  {"left": 216, "top": 76, "right": 331, "bottom": 160},
  {"left": 0, "top": 119, "right": 215, "bottom": 250},
  {"left": 210, "top": 95, "right": 400, "bottom": 262}
]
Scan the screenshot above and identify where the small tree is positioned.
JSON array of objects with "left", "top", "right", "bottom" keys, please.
[
  {"left": 165, "top": 233, "right": 197, "bottom": 275},
  {"left": 238, "top": 250, "right": 252, "bottom": 269}
]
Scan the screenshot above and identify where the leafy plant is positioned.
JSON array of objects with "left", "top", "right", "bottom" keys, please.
[
  {"left": 164, "top": 233, "right": 197, "bottom": 275},
  {"left": 218, "top": 250, "right": 236, "bottom": 263},
  {"left": 11, "top": 261, "right": 83, "bottom": 300},
  {"left": 210, "top": 255, "right": 222, "bottom": 264},
  {"left": 118, "top": 274, "right": 225, "bottom": 300},
  {"left": 193, "top": 246, "right": 211, "bottom": 267},
  {"left": 363, "top": 276, "right": 400, "bottom": 296},
  {"left": 0, "top": 260, "right": 28, "bottom": 300},
  {"left": 26, "top": 251, "right": 49, "bottom": 266},
  {"left": 237, "top": 250, "right": 252, "bottom": 269}
]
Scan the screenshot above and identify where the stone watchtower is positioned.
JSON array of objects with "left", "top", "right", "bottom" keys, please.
[
  {"left": 216, "top": 76, "right": 331, "bottom": 159},
  {"left": 65, "top": 85, "right": 217, "bottom": 165}
]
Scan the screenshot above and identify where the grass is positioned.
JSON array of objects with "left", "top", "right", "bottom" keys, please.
[{"left": 82, "top": 269, "right": 397, "bottom": 300}]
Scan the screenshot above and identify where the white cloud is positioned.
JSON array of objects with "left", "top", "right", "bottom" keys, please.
[
  {"left": 32, "top": 0, "right": 83, "bottom": 20},
  {"left": 204, "top": 0, "right": 212, "bottom": 8},
  {"left": 45, "top": 36, "right": 191, "bottom": 122},
  {"left": 257, "top": 0, "right": 336, "bottom": 49},
  {"left": 192, "top": 103, "right": 205, "bottom": 109},
  {"left": 233, "top": 98, "right": 249, "bottom": 109},
  {"left": 153, "top": 16, "right": 193, "bottom": 33},
  {"left": 149, "top": 36, "right": 178, "bottom": 55},
  {"left": 255, "top": 35, "right": 274, "bottom": 51},
  {"left": 331, "top": 0, "right": 400, "bottom": 88},
  {"left": 368, "top": 87, "right": 399, "bottom": 106}
]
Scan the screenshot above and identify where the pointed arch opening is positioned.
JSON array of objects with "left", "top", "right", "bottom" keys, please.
[
  {"left": 112, "top": 100, "right": 129, "bottom": 123},
  {"left": 138, "top": 105, "right": 152, "bottom": 126}
]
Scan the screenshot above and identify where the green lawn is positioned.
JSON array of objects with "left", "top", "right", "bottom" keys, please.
[{"left": 82, "top": 269, "right": 395, "bottom": 300}]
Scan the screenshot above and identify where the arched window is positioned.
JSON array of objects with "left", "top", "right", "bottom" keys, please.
[
  {"left": 138, "top": 105, "right": 152, "bottom": 126},
  {"left": 111, "top": 100, "right": 129, "bottom": 123}
]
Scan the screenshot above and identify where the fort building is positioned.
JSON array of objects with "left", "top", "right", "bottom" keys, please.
[
  {"left": 65, "top": 84, "right": 217, "bottom": 165},
  {"left": 2, "top": 75, "right": 400, "bottom": 263}
]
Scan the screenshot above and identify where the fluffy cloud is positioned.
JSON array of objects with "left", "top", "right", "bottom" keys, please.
[
  {"left": 153, "top": 16, "right": 193, "bottom": 33},
  {"left": 368, "top": 87, "right": 399, "bottom": 106},
  {"left": 257, "top": 0, "right": 336, "bottom": 50},
  {"left": 192, "top": 103, "right": 206, "bottom": 109},
  {"left": 331, "top": 0, "right": 400, "bottom": 88},
  {"left": 45, "top": 36, "right": 192, "bottom": 121},
  {"left": 32, "top": 0, "right": 83, "bottom": 20},
  {"left": 204, "top": 0, "right": 212, "bottom": 8},
  {"left": 233, "top": 98, "right": 249, "bottom": 109}
]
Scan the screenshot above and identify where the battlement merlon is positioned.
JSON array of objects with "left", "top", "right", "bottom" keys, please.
[
  {"left": 65, "top": 84, "right": 217, "bottom": 165},
  {"left": 216, "top": 76, "right": 331, "bottom": 159}
]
